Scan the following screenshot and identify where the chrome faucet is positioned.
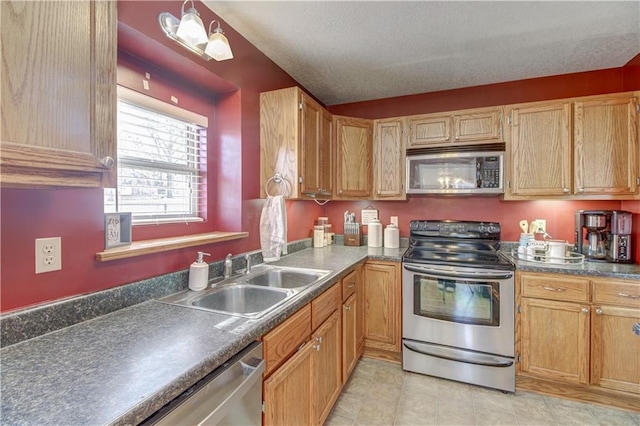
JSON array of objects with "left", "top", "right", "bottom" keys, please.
[
  {"left": 244, "top": 254, "right": 251, "bottom": 274},
  {"left": 223, "top": 253, "right": 233, "bottom": 278}
]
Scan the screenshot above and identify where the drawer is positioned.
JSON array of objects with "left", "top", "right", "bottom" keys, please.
[
  {"left": 262, "top": 304, "right": 311, "bottom": 376},
  {"left": 342, "top": 269, "right": 358, "bottom": 301},
  {"left": 593, "top": 278, "right": 640, "bottom": 308},
  {"left": 311, "top": 283, "right": 341, "bottom": 330},
  {"left": 520, "top": 273, "right": 589, "bottom": 303}
]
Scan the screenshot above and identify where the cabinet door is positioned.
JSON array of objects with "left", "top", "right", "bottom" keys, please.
[
  {"left": 0, "top": 0, "right": 116, "bottom": 188},
  {"left": 453, "top": 108, "right": 503, "bottom": 143},
  {"left": 506, "top": 102, "right": 572, "bottom": 197},
  {"left": 591, "top": 305, "right": 640, "bottom": 394},
  {"left": 363, "top": 262, "right": 401, "bottom": 352},
  {"left": 342, "top": 293, "right": 357, "bottom": 382},
  {"left": 311, "top": 311, "right": 341, "bottom": 425},
  {"left": 355, "top": 264, "right": 365, "bottom": 352},
  {"left": 373, "top": 118, "right": 405, "bottom": 200},
  {"left": 520, "top": 298, "right": 590, "bottom": 384},
  {"left": 334, "top": 116, "right": 373, "bottom": 199},
  {"left": 263, "top": 341, "right": 314, "bottom": 426},
  {"left": 407, "top": 114, "right": 451, "bottom": 147},
  {"left": 300, "top": 93, "right": 323, "bottom": 197},
  {"left": 319, "top": 109, "right": 333, "bottom": 197},
  {"left": 574, "top": 96, "right": 639, "bottom": 196}
]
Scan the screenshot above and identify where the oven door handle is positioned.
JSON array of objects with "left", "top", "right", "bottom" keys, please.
[
  {"left": 403, "top": 264, "right": 513, "bottom": 280},
  {"left": 403, "top": 341, "right": 514, "bottom": 368}
]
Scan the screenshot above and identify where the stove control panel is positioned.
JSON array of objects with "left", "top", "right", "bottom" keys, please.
[{"left": 410, "top": 220, "right": 501, "bottom": 240}]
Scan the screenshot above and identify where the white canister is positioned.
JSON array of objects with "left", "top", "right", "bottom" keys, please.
[
  {"left": 384, "top": 224, "right": 400, "bottom": 248},
  {"left": 313, "top": 225, "right": 325, "bottom": 247},
  {"left": 546, "top": 240, "right": 568, "bottom": 263},
  {"left": 368, "top": 219, "right": 383, "bottom": 247}
]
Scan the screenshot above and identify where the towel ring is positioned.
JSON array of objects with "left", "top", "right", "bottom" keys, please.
[{"left": 265, "top": 172, "right": 291, "bottom": 197}]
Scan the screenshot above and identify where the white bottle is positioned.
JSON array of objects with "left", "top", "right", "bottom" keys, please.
[
  {"left": 384, "top": 224, "right": 400, "bottom": 248},
  {"left": 368, "top": 219, "right": 383, "bottom": 248},
  {"left": 189, "top": 251, "right": 210, "bottom": 291}
]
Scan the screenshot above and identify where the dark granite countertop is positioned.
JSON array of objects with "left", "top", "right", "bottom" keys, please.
[
  {"left": 2, "top": 242, "right": 637, "bottom": 425},
  {"left": 0, "top": 245, "right": 404, "bottom": 426}
]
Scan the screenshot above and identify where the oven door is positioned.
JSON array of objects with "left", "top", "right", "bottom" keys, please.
[{"left": 402, "top": 263, "right": 514, "bottom": 357}]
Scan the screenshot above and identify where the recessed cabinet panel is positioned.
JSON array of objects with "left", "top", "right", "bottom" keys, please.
[
  {"left": 373, "top": 118, "right": 405, "bottom": 200},
  {"left": 408, "top": 115, "right": 450, "bottom": 146},
  {"left": 334, "top": 116, "right": 372, "bottom": 199},
  {"left": 453, "top": 110, "right": 502, "bottom": 142}
]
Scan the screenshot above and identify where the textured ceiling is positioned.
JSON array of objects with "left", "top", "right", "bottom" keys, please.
[{"left": 204, "top": 1, "right": 640, "bottom": 106}]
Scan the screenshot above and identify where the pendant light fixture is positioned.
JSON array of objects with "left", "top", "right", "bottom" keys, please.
[{"left": 158, "top": 0, "right": 234, "bottom": 61}]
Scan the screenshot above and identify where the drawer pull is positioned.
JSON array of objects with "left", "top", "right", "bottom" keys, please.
[
  {"left": 543, "top": 286, "right": 566, "bottom": 292},
  {"left": 618, "top": 292, "right": 640, "bottom": 299},
  {"left": 348, "top": 283, "right": 355, "bottom": 288},
  {"left": 595, "top": 308, "right": 603, "bottom": 315},
  {"left": 298, "top": 342, "right": 306, "bottom": 351},
  {"left": 633, "top": 323, "right": 640, "bottom": 337},
  {"left": 581, "top": 307, "right": 589, "bottom": 314},
  {"left": 345, "top": 306, "right": 352, "bottom": 311}
]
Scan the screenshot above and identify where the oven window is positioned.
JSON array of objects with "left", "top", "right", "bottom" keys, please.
[{"left": 412, "top": 275, "right": 500, "bottom": 326}]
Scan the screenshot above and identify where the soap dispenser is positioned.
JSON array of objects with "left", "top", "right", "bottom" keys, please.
[{"left": 189, "top": 251, "right": 211, "bottom": 291}]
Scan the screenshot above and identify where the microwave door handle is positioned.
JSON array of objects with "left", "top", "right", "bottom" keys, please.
[{"left": 402, "top": 264, "right": 513, "bottom": 281}]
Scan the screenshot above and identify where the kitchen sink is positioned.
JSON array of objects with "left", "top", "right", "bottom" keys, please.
[
  {"left": 157, "top": 265, "right": 330, "bottom": 318},
  {"left": 244, "top": 269, "right": 324, "bottom": 289}
]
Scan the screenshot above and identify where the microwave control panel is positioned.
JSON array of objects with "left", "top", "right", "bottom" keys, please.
[{"left": 477, "top": 157, "right": 501, "bottom": 188}]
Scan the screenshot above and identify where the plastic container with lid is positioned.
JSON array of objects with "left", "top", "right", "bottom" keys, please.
[
  {"left": 384, "top": 224, "right": 400, "bottom": 248},
  {"left": 368, "top": 219, "right": 383, "bottom": 247}
]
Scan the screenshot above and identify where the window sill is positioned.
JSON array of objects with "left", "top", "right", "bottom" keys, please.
[{"left": 95, "top": 231, "right": 248, "bottom": 262}]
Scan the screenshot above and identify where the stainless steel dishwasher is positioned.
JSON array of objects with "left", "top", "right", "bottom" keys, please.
[{"left": 142, "top": 341, "right": 265, "bottom": 426}]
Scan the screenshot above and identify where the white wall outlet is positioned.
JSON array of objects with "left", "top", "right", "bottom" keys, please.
[
  {"left": 35, "top": 237, "right": 62, "bottom": 274},
  {"left": 535, "top": 219, "right": 547, "bottom": 233}
]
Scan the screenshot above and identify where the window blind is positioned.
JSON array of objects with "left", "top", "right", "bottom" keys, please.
[{"left": 107, "top": 91, "right": 207, "bottom": 223}]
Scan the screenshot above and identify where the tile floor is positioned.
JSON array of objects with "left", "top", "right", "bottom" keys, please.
[{"left": 325, "top": 357, "right": 640, "bottom": 426}]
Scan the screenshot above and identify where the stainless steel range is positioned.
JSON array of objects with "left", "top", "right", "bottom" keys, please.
[{"left": 402, "top": 220, "right": 516, "bottom": 392}]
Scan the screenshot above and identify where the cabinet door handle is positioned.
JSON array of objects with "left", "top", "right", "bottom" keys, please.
[
  {"left": 577, "top": 188, "right": 584, "bottom": 193},
  {"left": 595, "top": 308, "right": 603, "bottom": 315},
  {"left": 563, "top": 188, "right": 570, "bottom": 194},
  {"left": 543, "top": 286, "right": 566, "bottom": 292},
  {"left": 345, "top": 306, "right": 352, "bottom": 311},
  {"left": 618, "top": 292, "right": 640, "bottom": 299},
  {"left": 348, "top": 283, "right": 355, "bottom": 288},
  {"left": 312, "top": 344, "right": 321, "bottom": 351},
  {"left": 297, "top": 342, "right": 306, "bottom": 351},
  {"left": 100, "top": 156, "right": 115, "bottom": 168},
  {"left": 315, "top": 336, "right": 323, "bottom": 344},
  {"left": 581, "top": 307, "right": 589, "bottom": 314}
]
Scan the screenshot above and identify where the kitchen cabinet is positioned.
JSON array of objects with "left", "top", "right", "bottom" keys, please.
[
  {"left": 505, "top": 101, "right": 572, "bottom": 197},
  {"left": 517, "top": 271, "right": 640, "bottom": 411},
  {"left": 373, "top": 118, "right": 406, "bottom": 200},
  {"left": 341, "top": 267, "right": 362, "bottom": 381},
  {"left": 334, "top": 116, "right": 373, "bottom": 199},
  {"left": 260, "top": 86, "right": 332, "bottom": 199},
  {"left": 262, "top": 285, "right": 342, "bottom": 426},
  {"left": 573, "top": 95, "right": 638, "bottom": 196},
  {"left": 0, "top": 0, "right": 117, "bottom": 188},
  {"left": 505, "top": 92, "right": 640, "bottom": 200},
  {"left": 407, "top": 106, "right": 503, "bottom": 148},
  {"left": 363, "top": 261, "right": 401, "bottom": 359}
]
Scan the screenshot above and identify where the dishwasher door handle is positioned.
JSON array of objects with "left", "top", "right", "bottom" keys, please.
[{"left": 200, "top": 358, "right": 266, "bottom": 426}]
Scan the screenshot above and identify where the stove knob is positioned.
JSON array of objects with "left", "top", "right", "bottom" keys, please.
[{"left": 487, "top": 225, "right": 497, "bottom": 233}]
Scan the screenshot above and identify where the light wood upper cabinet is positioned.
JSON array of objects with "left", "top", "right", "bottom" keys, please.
[
  {"left": 407, "top": 106, "right": 503, "bottom": 148},
  {"left": 373, "top": 118, "right": 406, "bottom": 200},
  {"left": 0, "top": 0, "right": 116, "bottom": 188},
  {"left": 574, "top": 95, "right": 638, "bottom": 196},
  {"left": 334, "top": 116, "right": 373, "bottom": 199},
  {"left": 260, "top": 87, "right": 332, "bottom": 199},
  {"left": 505, "top": 102, "right": 572, "bottom": 197}
]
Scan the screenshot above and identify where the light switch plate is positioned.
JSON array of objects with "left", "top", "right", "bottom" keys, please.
[{"left": 35, "top": 237, "right": 61, "bottom": 274}]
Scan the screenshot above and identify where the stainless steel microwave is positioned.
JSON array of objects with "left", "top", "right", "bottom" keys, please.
[{"left": 406, "top": 151, "right": 505, "bottom": 195}]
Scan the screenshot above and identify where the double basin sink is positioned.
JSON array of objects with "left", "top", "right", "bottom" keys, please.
[{"left": 158, "top": 265, "right": 330, "bottom": 319}]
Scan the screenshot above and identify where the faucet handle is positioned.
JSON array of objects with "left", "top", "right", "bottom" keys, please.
[{"left": 244, "top": 254, "right": 251, "bottom": 274}]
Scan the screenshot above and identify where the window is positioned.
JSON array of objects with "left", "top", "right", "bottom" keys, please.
[{"left": 105, "top": 87, "right": 208, "bottom": 224}]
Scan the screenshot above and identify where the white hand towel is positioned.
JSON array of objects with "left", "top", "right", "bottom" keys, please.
[{"left": 260, "top": 195, "right": 288, "bottom": 262}]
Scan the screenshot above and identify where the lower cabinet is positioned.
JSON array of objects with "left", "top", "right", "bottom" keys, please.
[
  {"left": 363, "top": 261, "right": 402, "bottom": 357},
  {"left": 263, "top": 283, "right": 344, "bottom": 426},
  {"left": 517, "top": 271, "right": 640, "bottom": 411}
]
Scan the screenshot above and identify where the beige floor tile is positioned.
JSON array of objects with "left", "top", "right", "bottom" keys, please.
[
  {"left": 354, "top": 396, "right": 398, "bottom": 426},
  {"left": 343, "top": 375, "right": 373, "bottom": 398},
  {"left": 395, "top": 408, "right": 437, "bottom": 426},
  {"left": 588, "top": 404, "right": 640, "bottom": 426},
  {"left": 398, "top": 392, "right": 438, "bottom": 414},
  {"left": 435, "top": 404, "right": 477, "bottom": 426},
  {"left": 324, "top": 411, "right": 355, "bottom": 426},
  {"left": 549, "top": 404, "right": 599, "bottom": 425},
  {"left": 437, "top": 378, "right": 474, "bottom": 402},
  {"left": 474, "top": 404, "right": 519, "bottom": 426},
  {"left": 351, "top": 357, "right": 379, "bottom": 380},
  {"left": 631, "top": 411, "right": 640, "bottom": 425},
  {"left": 472, "top": 386, "right": 514, "bottom": 412},
  {"left": 511, "top": 391, "right": 556, "bottom": 425},
  {"left": 402, "top": 372, "right": 439, "bottom": 396},
  {"left": 332, "top": 392, "right": 364, "bottom": 420}
]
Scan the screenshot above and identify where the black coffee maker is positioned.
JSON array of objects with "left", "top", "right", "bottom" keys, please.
[{"left": 574, "top": 210, "right": 633, "bottom": 263}]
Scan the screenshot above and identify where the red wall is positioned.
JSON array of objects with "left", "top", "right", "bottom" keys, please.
[
  {"left": 1, "top": 1, "right": 638, "bottom": 312},
  {"left": 623, "top": 53, "right": 640, "bottom": 91}
]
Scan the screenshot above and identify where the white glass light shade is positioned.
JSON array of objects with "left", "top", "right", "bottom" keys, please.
[
  {"left": 205, "top": 32, "right": 234, "bottom": 61},
  {"left": 176, "top": 9, "right": 208, "bottom": 46}
]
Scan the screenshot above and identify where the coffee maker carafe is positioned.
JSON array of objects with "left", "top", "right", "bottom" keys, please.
[{"left": 575, "top": 210, "right": 633, "bottom": 263}]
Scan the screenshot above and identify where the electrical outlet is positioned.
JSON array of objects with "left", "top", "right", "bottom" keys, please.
[
  {"left": 535, "top": 219, "right": 547, "bottom": 233},
  {"left": 35, "top": 237, "right": 62, "bottom": 274}
]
